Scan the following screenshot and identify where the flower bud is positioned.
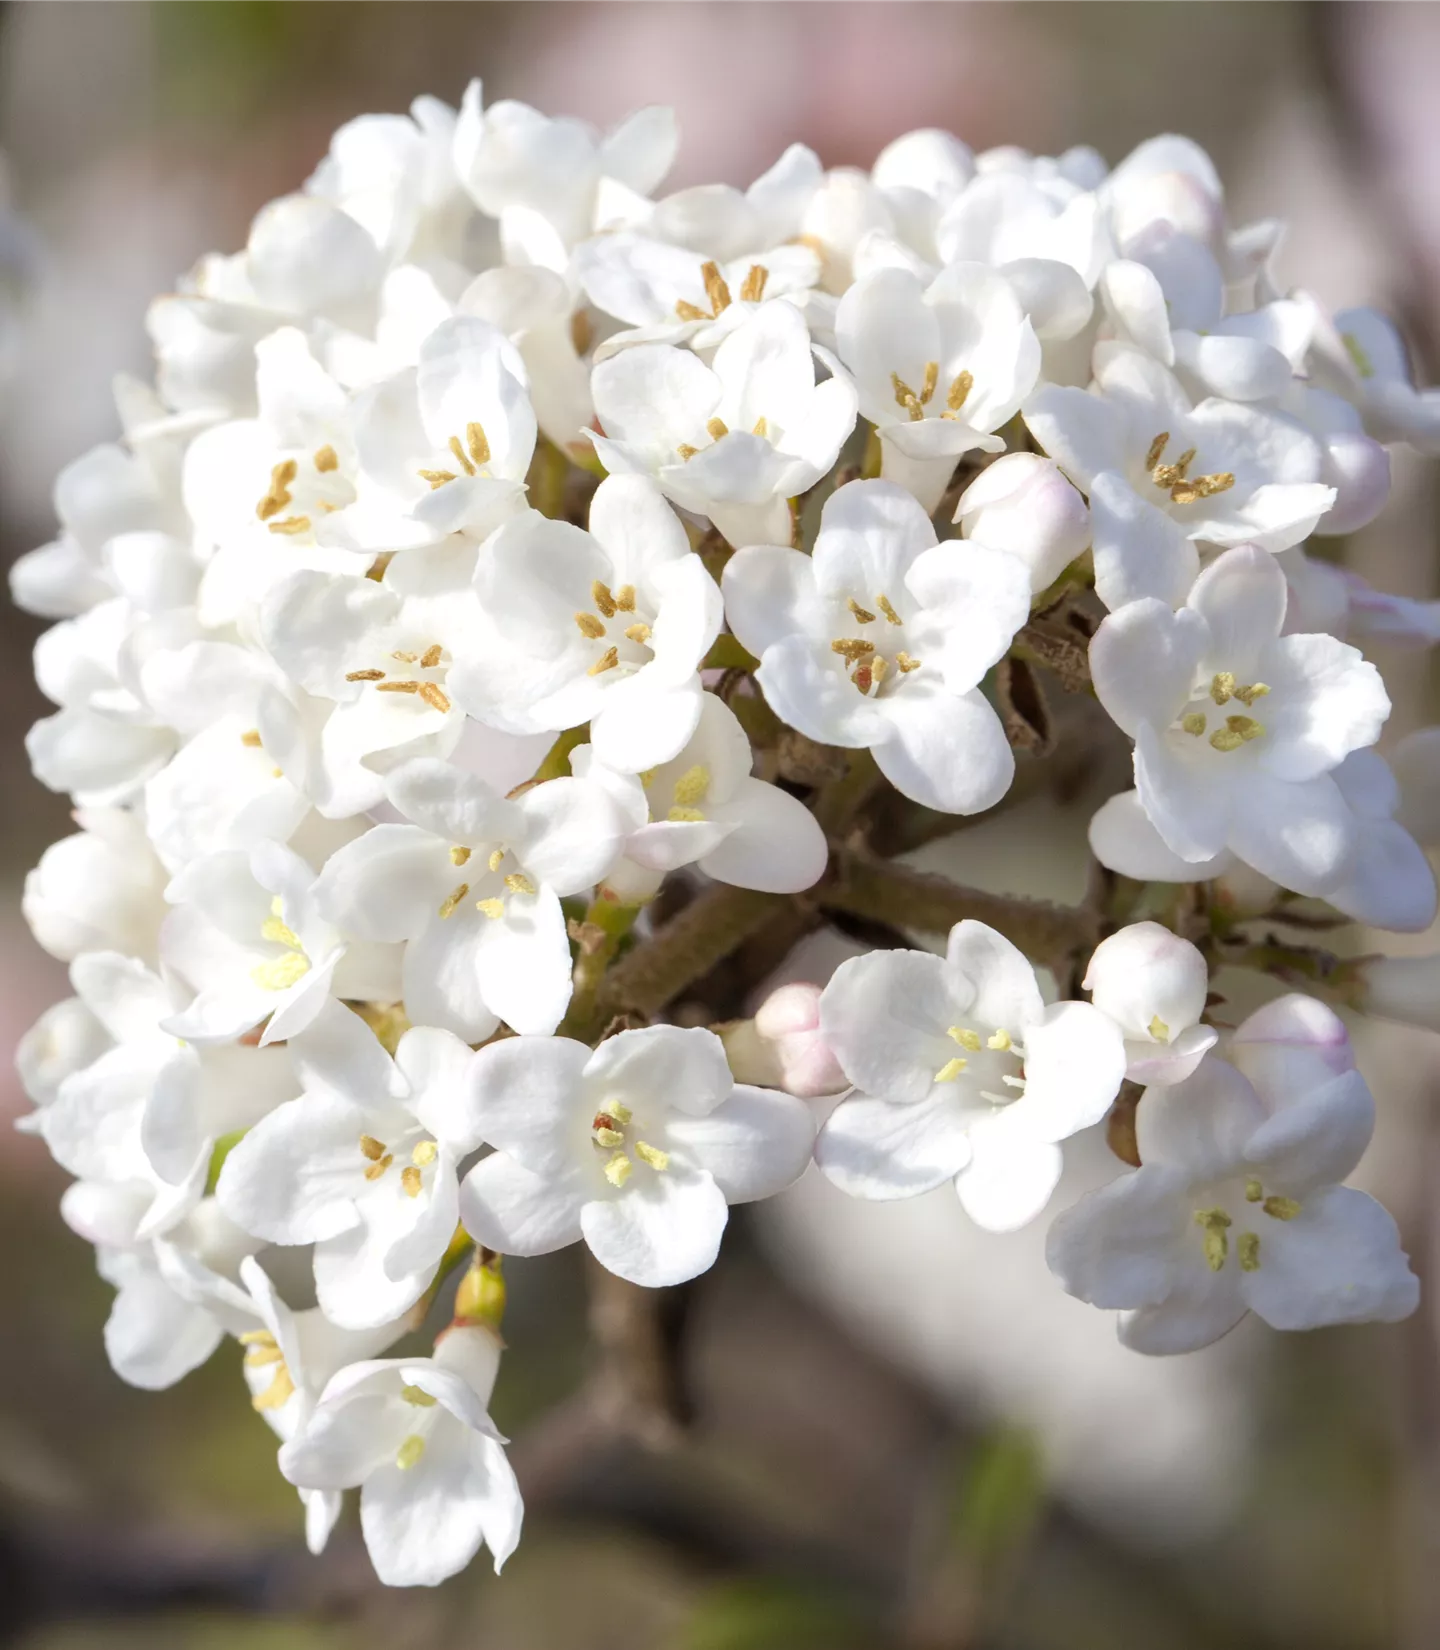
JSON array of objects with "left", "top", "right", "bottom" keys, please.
[
  {"left": 1357, "top": 954, "right": 1440, "bottom": 1034},
  {"left": 1230, "top": 992, "right": 1356, "bottom": 1096},
  {"left": 954, "top": 453, "right": 1090, "bottom": 594},
  {"left": 1112, "top": 172, "right": 1224, "bottom": 252},
  {"left": 1083, "top": 921, "right": 1216, "bottom": 1086},
  {"left": 722, "top": 982, "right": 848, "bottom": 1098}
]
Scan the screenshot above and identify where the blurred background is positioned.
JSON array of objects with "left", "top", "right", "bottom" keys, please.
[{"left": 3, "top": 4, "right": 1440, "bottom": 1647}]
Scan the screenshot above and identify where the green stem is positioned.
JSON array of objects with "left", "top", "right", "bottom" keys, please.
[
  {"left": 1219, "top": 937, "right": 1369, "bottom": 1004},
  {"left": 562, "top": 893, "right": 644, "bottom": 1040},
  {"left": 526, "top": 437, "right": 572, "bottom": 519},
  {"left": 703, "top": 633, "right": 759, "bottom": 673},
  {"left": 528, "top": 724, "right": 590, "bottom": 787},
  {"left": 809, "top": 747, "right": 881, "bottom": 836}
]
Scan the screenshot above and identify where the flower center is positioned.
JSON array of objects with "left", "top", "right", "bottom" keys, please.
[
  {"left": 830, "top": 590, "right": 921, "bottom": 695},
  {"left": 674, "top": 258, "right": 769, "bottom": 323},
  {"left": 1193, "top": 1178, "right": 1301, "bottom": 1272},
  {"left": 932, "top": 1023, "right": 1025, "bottom": 1098},
  {"left": 1144, "top": 431, "right": 1234, "bottom": 506},
  {"left": 255, "top": 444, "right": 352, "bottom": 539},
  {"left": 251, "top": 896, "right": 311, "bottom": 991},
  {"left": 240, "top": 1329, "right": 295, "bottom": 1411},
  {"left": 419, "top": 420, "right": 493, "bottom": 489},
  {"left": 891, "top": 361, "right": 973, "bottom": 422},
  {"left": 1173, "top": 672, "right": 1270, "bottom": 752},
  {"left": 590, "top": 1099, "right": 669, "bottom": 1188},
  {"left": 662, "top": 763, "right": 711, "bottom": 824},
  {"left": 344, "top": 642, "right": 452, "bottom": 714},
  {"left": 574, "top": 578, "right": 659, "bottom": 678},
  {"left": 359, "top": 1132, "right": 436, "bottom": 1195}
]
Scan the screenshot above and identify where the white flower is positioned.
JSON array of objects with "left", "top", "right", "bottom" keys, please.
[
  {"left": 1025, "top": 344, "right": 1335, "bottom": 610},
  {"left": 723, "top": 479, "right": 1028, "bottom": 815},
  {"left": 23, "top": 807, "right": 166, "bottom": 963},
  {"left": 834, "top": 264, "right": 1040, "bottom": 511},
  {"left": 953, "top": 451, "right": 1090, "bottom": 595},
  {"left": 815, "top": 920, "right": 1126, "bottom": 1230},
  {"left": 459, "top": 1024, "right": 815, "bottom": 1288},
  {"left": 936, "top": 165, "right": 1112, "bottom": 289},
  {"left": 1273, "top": 383, "right": 1390, "bottom": 538},
  {"left": 572, "top": 692, "right": 828, "bottom": 902},
  {"left": 160, "top": 840, "right": 397, "bottom": 1046},
  {"left": 450, "top": 476, "right": 722, "bottom": 773},
  {"left": 1311, "top": 304, "right": 1440, "bottom": 455},
  {"left": 217, "top": 1000, "right": 479, "bottom": 1328},
  {"left": 589, "top": 300, "right": 857, "bottom": 549},
  {"left": 1280, "top": 548, "right": 1440, "bottom": 649},
  {"left": 314, "top": 757, "right": 625, "bottom": 1040},
  {"left": 280, "top": 1322, "right": 522, "bottom": 1586},
  {"left": 1047, "top": 995, "right": 1419, "bottom": 1353},
  {"left": 1083, "top": 922, "right": 1218, "bottom": 1087},
  {"left": 1089, "top": 545, "right": 1390, "bottom": 895}
]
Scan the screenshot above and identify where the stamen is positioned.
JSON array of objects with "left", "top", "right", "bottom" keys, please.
[
  {"left": 505, "top": 872, "right": 537, "bottom": 897},
  {"left": 677, "top": 443, "right": 699, "bottom": 460},
  {"left": 935, "top": 1057, "right": 968, "bottom": 1083},
  {"left": 604, "top": 1152, "right": 632, "bottom": 1187},
  {"left": 402, "top": 1384, "right": 437, "bottom": 1406},
  {"left": 377, "top": 680, "right": 420, "bottom": 694},
  {"left": 401, "top": 1166, "right": 423, "bottom": 1197},
  {"left": 1238, "top": 1232, "right": 1261, "bottom": 1271},
  {"left": 672, "top": 765, "right": 711, "bottom": 807},
  {"left": 702, "top": 260, "right": 733, "bottom": 314},
  {"left": 252, "top": 1366, "right": 295, "bottom": 1411},
  {"left": 488, "top": 848, "right": 505, "bottom": 872},
  {"left": 896, "top": 652, "right": 920, "bottom": 673},
  {"left": 313, "top": 444, "right": 339, "bottom": 473},
  {"left": 848, "top": 598, "right": 876, "bottom": 624},
  {"left": 267, "top": 515, "right": 311, "bottom": 536},
  {"left": 739, "top": 264, "right": 768, "bottom": 303},
  {"left": 852, "top": 660, "right": 874, "bottom": 694},
  {"left": 346, "top": 668, "right": 386, "bottom": 682},
  {"left": 876, "top": 594, "right": 903, "bottom": 625},
  {"left": 419, "top": 468, "right": 457, "bottom": 489},
  {"left": 615, "top": 585, "right": 637, "bottom": 612},
  {"left": 393, "top": 651, "right": 419, "bottom": 663},
  {"left": 412, "top": 1140, "right": 437, "bottom": 1166},
  {"left": 243, "top": 1342, "right": 284, "bottom": 1367},
  {"left": 625, "top": 622, "right": 651, "bottom": 644},
  {"left": 438, "top": 883, "right": 470, "bottom": 919},
  {"left": 448, "top": 434, "right": 476, "bottom": 477},
  {"left": 466, "top": 422, "right": 490, "bottom": 466},
  {"left": 1001, "top": 1074, "right": 1026, "bottom": 1090},
  {"left": 588, "top": 647, "right": 620, "bottom": 675},
  {"left": 451, "top": 846, "right": 471, "bottom": 866},
  {"left": 948, "top": 1027, "right": 982, "bottom": 1051},
  {"left": 476, "top": 898, "right": 505, "bottom": 919},
  {"left": 364, "top": 1153, "right": 394, "bottom": 1181},
  {"left": 706, "top": 416, "right": 729, "bottom": 442},
  {"left": 1148, "top": 1015, "right": 1170, "bottom": 1042},
  {"left": 608, "top": 1101, "right": 633, "bottom": 1125},
  {"left": 592, "top": 580, "right": 617, "bottom": 618},
  {"left": 240, "top": 729, "right": 263, "bottom": 746},
  {"left": 418, "top": 682, "right": 451, "bottom": 713},
  {"left": 987, "top": 1029, "right": 1012, "bottom": 1052},
  {"left": 396, "top": 1435, "right": 426, "bottom": 1471},
  {"left": 1234, "top": 682, "right": 1270, "bottom": 706},
  {"left": 594, "top": 1127, "right": 625, "bottom": 1149},
  {"left": 261, "top": 914, "right": 302, "bottom": 949},
  {"left": 1263, "top": 1195, "right": 1300, "bottom": 1220},
  {"left": 891, "top": 372, "right": 924, "bottom": 421},
  {"left": 1144, "top": 433, "right": 1170, "bottom": 472},
  {"left": 1194, "top": 1207, "right": 1232, "bottom": 1271},
  {"left": 668, "top": 806, "right": 705, "bottom": 822},
  {"left": 830, "top": 638, "right": 875, "bottom": 661},
  {"left": 1210, "top": 672, "right": 1236, "bottom": 705},
  {"left": 752, "top": 416, "right": 768, "bottom": 438},
  {"left": 943, "top": 370, "right": 973, "bottom": 415},
  {"left": 251, "top": 952, "right": 309, "bottom": 991},
  {"left": 575, "top": 611, "right": 606, "bottom": 639},
  {"left": 634, "top": 1140, "right": 670, "bottom": 1171},
  {"left": 675, "top": 300, "right": 707, "bottom": 322},
  {"left": 420, "top": 644, "right": 443, "bottom": 669},
  {"left": 1209, "top": 728, "right": 1245, "bottom": 752},
  {"left": 869, "top": 655, "right": 889, "bottom": 687},
  {"left": 256, "top": 458, "right": 298, "bottom": 522},
  {"left": 359, "top": 1135, "right": 387, "bottom": 1161},
  {"left": 1181, "top": 712, "right": 1207, "bottom": 737},
  {"left": 920, "top": 361, "right": 939, "bottom": 404},
  {"left": 1226, "top": 714, "right": 1264, "bottom": 742}
]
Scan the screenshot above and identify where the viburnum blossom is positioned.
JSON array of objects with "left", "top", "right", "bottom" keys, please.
[{"left": 12, "top": 87, "right": 1440, "bottom": 1590}]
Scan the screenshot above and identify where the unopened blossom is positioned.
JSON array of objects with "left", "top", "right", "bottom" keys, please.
[
  {"left": 23, "top": 807, "right": 166, "bottom": 963},
  {"left": 460, "top": 1025, "right": 815, "bottom": 1287},
  {"left": 1048, "top": 995, "right": 1419, "bottom": 1353},
  {"left": 1089, "top": 545, "right": 1390, "bottom": 896},
  {"left": 571, "top": 691, "right": 828, "bottom": 902},
  {"left": 315, "top": 757, "right": 625, "bottom": 1040},
  {"left": 217, "top": 1001, "right": 480, "bottom": 1328},
  {"left": 834, "top": 264, "right": 1040, "bottom": 509},
  {"left": 1084, "top": 923, "right": 1217, "bottom": 1086},
  {"left": 589, "top": 299, "right": 857, "bottom": 548},
  {"left": 953, "top": 451, "right": 1090, "bottom": 594},
  {"left": 451, "top": 475, "right": 722, "bottom": 773},
  {"left": 1279, "top": 548, "right": 1440, "bottom": 649},
  {"left": 280, "top": 1322, "right": 522, "bottom": 1586},
  {"left": 816, "top": 921, "right": 1126, "bottom": 1230},
  {"left": 724, "top": 479, "right": 1028, "bottom": 815},
  {"left": 719, "top": 982, "right": 848, "bottom": 1099},
  {"left": 1025, "top": 344, "right": 1335, "bottom": 609},
  {"left": 1310, "top": 303, "right": 1440, "bottom": 455}
]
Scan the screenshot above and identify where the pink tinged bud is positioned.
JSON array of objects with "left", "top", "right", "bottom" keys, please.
[
  {"left": 1231, "top": 992, "right": 1356, "bottom": 1103},
  {"left": 1313, "top": 432, "right": 1390, "bottom": 537},
  {"left": 731, "top": 983, "right": 849, "bottom": 1098},
  {"left": 1358, "top": 955, "right": 1440, "bottom": 1036},
  {"left": 1083, "top": 922, "right": 1208, "bottom": 1040},
  {"left": 954, "top": 453, "right": 1090, "bottom": 594},
  {"left": 753, "top": 981, "right": 823, "bottom": 1039}
]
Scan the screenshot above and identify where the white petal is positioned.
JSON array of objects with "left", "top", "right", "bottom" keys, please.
[
  {"left": 583, "top": 1023, "right": 734, "bottom": 1118},
  {"left": 466, "top": 1034, "right": 590, "bottom": 1174},
  {"left": 580, "top": 1168, "right": 729, "bottom": 1287},
  {"left": 874, "top": 683, "right": 1014, "bottom": 816},
  {"left": 216, "top": 1093, "right": 367, "bottom": 1245},
  {"left": 459, "top": 1151, "right": 588, "bottom": 1256},
  {"left": 954, "top": 1124, "right": 1063, "bottom": 1233},
  {"left": 815, "top": 1090, "right": 974, "bottom": 1199},
  {"left": 699, "top": 779, "right": 828, "bottom": 893},
  {"left": 665, "top": 1083, "right": 815, "bottom": 1201}
]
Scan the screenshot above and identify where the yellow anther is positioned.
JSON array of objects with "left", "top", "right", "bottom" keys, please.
[
  {"left": 392, "top": 651, "right": 418, "bottom": 663},
  {"left": 1194, "top": 1206, "right": 1232, "bottom": 1271},
  {"left": 448, "top": 434, "right": 476, "bottom": 476},
  {"left": 243, "top": 1342, "right": 284, "bottom": 1367},
  {"left": 418, "top": 682, "right": 451, "bottom": 714},
  {"left": 251, "top": 952, "right": 310, "bottom": 991},
  {"left": 346, "top": 668, "right": 386, "bottom": 682},
  {"left": 675, "top": 300, "right": 707, "bottom": 323},
  {"left": 706, "top": 416, "right": 729, "bottom": 442},
  {"left": 364, "top": 1153, "right": 394, "bottom": 1181},
  {"left": 594, "top": 1127, "right": 625, "bottom": 1149},
  {"left": 1226, "top": 714, "right": 1264, "bottom": 742},
  {"left": 876, "top": 594, "right": 903, "bottom": 625},
  {"left": 401, "top": 1165, "right": 423, "bottom": 1197},
  {"left": 1144, "top": 432, "right": 1170, "bottom": 472},
  {"left": 588, "top": 646, "right": 620, "bottom": 675},
  {"left": 943, "top": 369, "right": 973, "bottom": 416},
  {"left": 848, "top": 598, "right": 876, "bottom": 624},
  {"left": 476, "top": 898, "right": 505, "bottom": 919},
  {"left": 1210, "top": 672, "right": 1236, "bottom": 705},
  {"left": 607, "top": 1101, "right": 633, "bottom": 1125},
  {"left": 267, "top": 515, "right": 312, "bottom": 536},
  {"left": 504, "top": 873, "right": 536, "bottom": 897},
  {"left": 831, "top": 638, "right": 875, "bottom": 661},
  {"left": 638, "top": 769, "right": 656, "bottom": 788},
  {"left": 919, "top": 360, "right": 939, "bottom": 405},
  {"left": 419, "top": 468, "right": 457, "bottom": 489},
  {"left": 752, "top": 416, "right": 768, "bottom": 438},
  {"left": 1148, "top": 1014, "right": 1170, "bottom": 1042},
  {"left": 255, "top": 458, "right": 298, "bottom": 521},
  {"left": 360, "top": 1134, "right": 387, "bottom": 1161},
  {"left": 261, "top": 910, "right": 302, "bottom": 950},
  {"left": 935, "top": 1057, "right": 968, "bottom": 1083},
  {"left": 239, "top": 1329, "right": 277, "bottom": 1347},
  {"left": 668, "top": 806, "right": 705, "bottom": 823},
  {"left": 592, "top": 580, "right": 617, "bottom": 618},
  {"left": 313, "top": 444, "right": 339, "bottom": 473},
  {"left": 577, "top": 606, "right": 609, "bottom": 636},
  {"left": 604, "top": 1151, "right": 632, "bottom": 1187},
  {"left": 488, "top": 848, "right": 505, "bottom": 872},
  {"left": 466, "top": 422, "right": 490, "bottom": 466},
  {"left": 739, "top": 264, "right": 768, "bottom": 303},
  {"left": 240, "top": 728, "right": 263, "bottom": 746},
  {"left": 1209, "top": 729, "right": 1245, "bottom": 752},
  {"left": 438, "top": 883, "right": 470, "bottom": 919},
  {"left": 677, "top": 442, "right": 699, "bottom": 460},
  {"left": 251, "top": 1365, "right": 295, "bottom": 1412},
  {"left": 869, "top": 655, "right": 889, "bottom": 687},
  {"left": 1238, "top": 1232, "right": 1261, "bottom": 1271},
  {"left": 377, "top": 679, "right": 420, "bottom": 694},
  {"left": 451, "top": 846, "right": 471, "bottom": 866},
  {"left": 634, "top": 1140, "right": 670, "bottom": 1171},
  {"left": 420, "top": 643, "right": 443, "bottom": 669},
  {"left": 1181, "top": 712, "right": 1207, "bottom": 737},
  {"left": 1234, "top": 682, "right": 1270, "bottom": 706},
  {"left": 401, "top": 1384, "right": 437, "bottom": 1406},
  {"left": 672, "top": 765, "right": 711, "bottom": 807},
  {"left": 625, "top": 622, "right": 652, "bottom": 644},
  {"left": 395, "top": 1435, "right": 426, "bottom": 1471},
  {"left": 948, "top": 1027, "right": 983, "bottom": 1051},
  {"left": 1246, "top": 1178, "right": 1264, "bottom": 1202},
  {"left": 615, "top": 585, "right": 637, "bottom": 612},
  {"left": 891, "top": 372, "right": 924, "bottom": 421},
  {"left": 702, "top": 260, "right": 732, "bottom": 314},
  {"left": 987, "top": 1029, "right": 1012, "bottom": 1052},
  {"left": 412, "top": 1140, "right": 438, "bottom": 1167},
  {"left": 896, "top": 651, "right": 920, "bottom": 673},
  {"left": 1263, "top": 1195, "right": 1301, "bottom": 1220}
]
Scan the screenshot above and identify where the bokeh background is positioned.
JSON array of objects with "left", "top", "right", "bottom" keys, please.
[{"left": 3, "top": 4, "right": 1440, "bottom": 1647}]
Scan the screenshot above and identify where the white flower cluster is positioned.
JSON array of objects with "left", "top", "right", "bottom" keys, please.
[{"left": 14, "top": 87, "right": 1440, "bottom": 1587}]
